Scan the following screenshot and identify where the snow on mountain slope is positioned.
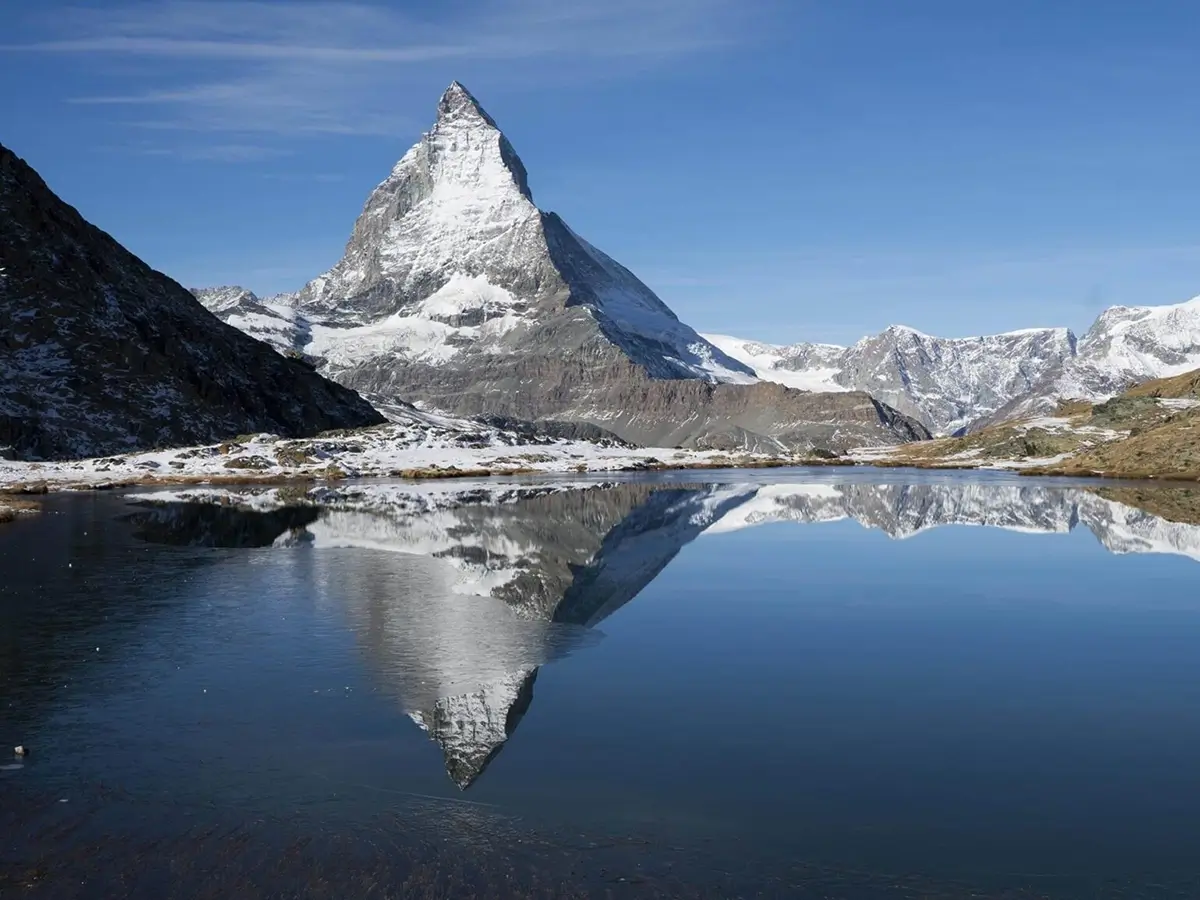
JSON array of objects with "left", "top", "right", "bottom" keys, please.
[
  {"left": 979, "top": 296, "right": 1200, "bottom": 426},
  {"left": 293, "top": 81, "right": 751, "bottom": 384},
  {"left": 704, "top": 326, "right": 1075, "bottom": 435},
  {"left": 192, "top": 286, "right": 308, "bottom": 355},
  {"left": 712, "top": 295, "right": 1200, "bottom": 435},
  {"left": 1080, "top": 296, "right": 1200, "bottom": 377},
  {"left": 702, "top": 334, "right": 846, "bottom": 392},
  {"left": 194, "top": 82, "right": 927, "bottom": 453}
]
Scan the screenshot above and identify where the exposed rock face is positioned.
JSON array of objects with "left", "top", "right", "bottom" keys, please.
[
  {"left": 706, "top": 327, "right": 1077, "bottom": 436},
  {"left": 0, "top": 145, "right": 383, "bottom": 460},
  {"left": 193, "top": 83, "right": 929, "bottom": 453},
  {"left": 980, "top": 297, "right": 1200, "bottom": 427},
  {"left": 709, "top": 297, "right": 1200, "bottom": 436}
]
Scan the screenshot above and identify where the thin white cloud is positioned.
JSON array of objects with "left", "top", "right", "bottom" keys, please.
[
  {"left": 11, "top": 0, "right": 758, "bottom": 145},
  {"left": 145, "top": 143, "right": 292, "bottom": 163}
]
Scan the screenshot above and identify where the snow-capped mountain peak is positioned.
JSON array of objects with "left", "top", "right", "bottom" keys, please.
[
  {"left": 1079, "top": 295, "right": 1200, "bottom": 366},
  {"left": 978, "top": 295, "right": 1200, "bottom": 426},
  {"left": 194, "top": 83, "right": 931, "bottom": 453}
]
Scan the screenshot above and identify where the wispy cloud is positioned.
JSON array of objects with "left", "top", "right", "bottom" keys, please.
[
  {"left": 11, "top": 0, "right": 757, "bottom": 149},
  {"left": 141, "top": 142, "right": 292, "bottom": 163}
]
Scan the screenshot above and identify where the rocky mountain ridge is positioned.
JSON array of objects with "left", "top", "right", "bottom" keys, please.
[
  {"left": 708, "top": 295, "right": 1200, "bottom": 436},
  {"left": 0, "top": 143, "right": 383, "bottom": 460},
  {"left": 193, "top": 83, "right": 929, "bottom": 454}
]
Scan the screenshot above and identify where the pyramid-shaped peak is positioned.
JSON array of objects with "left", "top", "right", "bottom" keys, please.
[{"left": 437, "top": 80, "right": 500, "bottom": 129}]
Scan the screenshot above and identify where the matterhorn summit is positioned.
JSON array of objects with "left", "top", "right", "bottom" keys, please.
[
  {"left": 294, "top": 80, "right": 751, "bottom": 383},
  {"left": 199, "top": 82, "right": 927, "bottom": 452}
]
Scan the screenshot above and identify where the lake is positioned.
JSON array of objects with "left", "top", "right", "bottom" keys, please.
[{"left": 3, "top": 470, "right": 1200, "bottom": 899}]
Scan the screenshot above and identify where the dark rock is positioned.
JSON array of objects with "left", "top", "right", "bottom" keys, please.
[{"left": 0, "top": 144, "right": 384, "bottom": 461}]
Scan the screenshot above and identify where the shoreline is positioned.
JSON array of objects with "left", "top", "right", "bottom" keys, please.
[{"left": 2, "top": 452, "right": 1195, "bottom": 509}]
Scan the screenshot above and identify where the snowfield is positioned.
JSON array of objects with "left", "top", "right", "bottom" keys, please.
[
  {"left": 0, "top": 415, "right": 815, "bottom": 492},
  {"left": 706, "top": 296, "right": 1200, "bottom": 434}
]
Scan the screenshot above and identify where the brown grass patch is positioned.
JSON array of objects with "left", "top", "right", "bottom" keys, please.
[
  {"left": 0, "top": 498, "right": 40, "bottom": 523},
  {"left": 1022, "top": 408, "right": 1200, "bottom": 479},
  {"left": 1121, "top": 367, "right": 1200, "bottom": 400},
  {"left": 274, "top": 445, "right": 316, "bottom": 467},
  {"left": 389, "top": 466, "right": 510, "bottom": 480},
  {"left": 0, "top": 482, "right": 49, "bottom": 495},
  {"left": 1054, "top": 398, "right": 1094, "bottom": 417}
]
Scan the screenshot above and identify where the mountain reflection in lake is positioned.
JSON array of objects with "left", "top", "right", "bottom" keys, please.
[{"left": 3, "top": 474, "right": 1200, "bottom": 899}]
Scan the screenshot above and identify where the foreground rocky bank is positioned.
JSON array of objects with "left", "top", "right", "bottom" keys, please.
[{"left": 861, "top": 367, "right": 1200, "bottom": 481}]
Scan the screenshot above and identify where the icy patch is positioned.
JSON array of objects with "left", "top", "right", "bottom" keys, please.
[{"left": 702, "top": 334, "right": 848, "bottom": 392}]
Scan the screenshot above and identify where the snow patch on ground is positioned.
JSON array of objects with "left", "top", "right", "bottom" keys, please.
[{"left": 0, "top": 420, "right": 812, "bottom": 491}]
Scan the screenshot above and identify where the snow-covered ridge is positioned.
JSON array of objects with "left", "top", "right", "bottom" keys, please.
[
  {"left": 708, "top": 294, "right": 1200, "bottom": 435},
  {"left": 278, "top": 81, "right": 752, "bottom": 386},
  {"left": 192, "top": 286, "right": 307, "bottom": 355},
  {"left": 704, "top": 326, "right": 1077, "bottom": 435},
  {"left": 190, "top": 84, "right": 936, "bottom": 454}
]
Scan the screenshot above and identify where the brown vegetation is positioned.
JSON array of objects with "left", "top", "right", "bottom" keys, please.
[
  {"left": 1121, "top": 367, "right": 1200, "bottom": 399},
  {"left": 1023, "top": 407, "right": 1200, "bottom": 480},
  {"left": 0, "top": 497, "right": 39, "bottom": 523}
]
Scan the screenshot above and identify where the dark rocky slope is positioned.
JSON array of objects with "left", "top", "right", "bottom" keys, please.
[{"left": 0, "top": 144, "right": 383, "bottom": 460}]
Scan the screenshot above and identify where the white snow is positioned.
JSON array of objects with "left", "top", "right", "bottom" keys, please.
[
  {"left": 0, "top": 417, "right": 818, "bottom": 492},
  {"left": 704, "top": 326, "right": 1078, "bottom": 435},
  {"left": 698, "top": 482, "right": 1200, "bottom": 562},
  {"left": 188, "top": 84, "right": 758, "bottom": 395},
  {"left": 701, "top": 334, "right": 848, "bottom": 392}
]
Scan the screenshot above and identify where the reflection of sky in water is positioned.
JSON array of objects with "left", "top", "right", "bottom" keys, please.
[{"left": 4, "top": 477, "right": 1200, "bottom": 894}]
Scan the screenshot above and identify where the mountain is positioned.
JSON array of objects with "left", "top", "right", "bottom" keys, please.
[
  {"left": 0, "top": 144, "right": 383, "bottom": 460},
  {"left": 710, "top": 297, "right": 1200, "bottom": 437},
  {"left": 981, "top": 296, "right": 1200, "bottom": 426},
  {"left": 706, "top": 326, "right": 1077, "bottom": 436},
  {"left": 1021, "top": 372, "right": 1200, "bottom": 480},
  {"left": 194, "top": 83, "right": 929, "bottom": 454},
  {"left": 189, "top": 286, "right": 309, "bottom": 356}
]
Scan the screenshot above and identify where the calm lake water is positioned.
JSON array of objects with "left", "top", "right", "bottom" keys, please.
[{"left": 3, "top": 470, "right": 1200, "bottom": 898}]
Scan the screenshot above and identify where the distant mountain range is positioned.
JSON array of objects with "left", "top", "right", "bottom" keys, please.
[
  {"left": 193, "top": 85, "right": 1200, "bottom": 445},
  {"left": 5, "top": 78, "right": 1197, "bottom": 461},
  {"left": 708, "top": 296, "right": 1200, "bottom": 435}
]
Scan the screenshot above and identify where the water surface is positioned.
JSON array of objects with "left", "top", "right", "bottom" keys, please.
[{"left": 3, "top": 472, "right": 1200, "bottom": 898}]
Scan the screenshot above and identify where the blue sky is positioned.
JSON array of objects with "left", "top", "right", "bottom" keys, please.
[{"left": 3, "top": 0, "right": 1199, "bottom": 345}]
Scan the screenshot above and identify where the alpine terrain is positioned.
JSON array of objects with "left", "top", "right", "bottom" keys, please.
[
  {"left": 707, "top": 327, "right": 1075, "bottom": 435},
  {"left": 195, "top": 83, "right": 928, "bottom": 453},
  {"left": 0, "top": 143, "right": 384, "bottom": 460},
  {"left": 708, "top": 296, "right": 1200, "bottom": 436}
]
